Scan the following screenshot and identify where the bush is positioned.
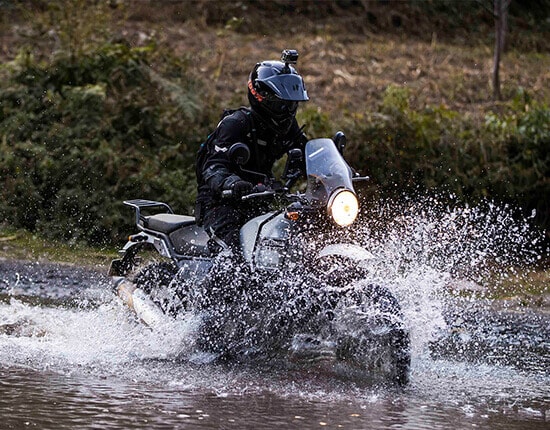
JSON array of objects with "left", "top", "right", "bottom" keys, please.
[
  {"left": 297, "top": 106, "right": 333, "bottom": 139},
  {"left": 484, "top": 90, "right": 550, "bottom": 226},
  {"left": 345, "top": 85, "right": 550, "bottom": 232},
  {"left": 0, "top": 42, "right": 208, "bottom": 245}
]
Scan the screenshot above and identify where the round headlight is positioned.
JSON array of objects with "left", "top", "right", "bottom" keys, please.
[{"left": 328, "top": 190, "right": 359, "bottom": 227}]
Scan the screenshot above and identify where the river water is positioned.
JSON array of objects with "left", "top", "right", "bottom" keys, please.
[
  {"left": 1, "top": 200, "right": 549, "bottom": 429},
  {"left": 0, "top": 258, "right": 547, "bottom": 430}
]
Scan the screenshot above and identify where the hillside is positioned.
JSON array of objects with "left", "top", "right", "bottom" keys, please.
[
  {"left": 0, "top": 0, "right": 549, "bottom": 248},
  {"left": 2, "top": 1, "right": 549, "bottom": 122},
  {"left": 103, "top": 1, "right": 550, "bottom": 123}
]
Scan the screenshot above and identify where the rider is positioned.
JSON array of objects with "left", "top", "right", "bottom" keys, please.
[{"left": 195, "top": 49, "right": 309, "bottom": 253}]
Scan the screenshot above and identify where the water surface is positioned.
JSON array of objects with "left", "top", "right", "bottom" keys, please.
[{"left": 0, "top": 259, "right": 548, "bottom": 429}]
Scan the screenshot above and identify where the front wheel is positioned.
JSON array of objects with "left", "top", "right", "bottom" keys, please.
[{"left": 332, "top": 283, "right": 411, "bottom": 385}]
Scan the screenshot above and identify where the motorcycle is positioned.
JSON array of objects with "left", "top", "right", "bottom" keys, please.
[{"left": 109, "top": 134, "right": 411, "bottom": 385}]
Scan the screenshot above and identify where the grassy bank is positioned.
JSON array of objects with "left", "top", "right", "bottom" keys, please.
[{"left": 0, "top": 227, "right": 116, "bottom": 268}]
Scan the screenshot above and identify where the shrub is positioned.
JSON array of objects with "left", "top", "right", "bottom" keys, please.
[
  {"left": 345, "top": 85, "right": 549, "bottom": 233},
  {"left": 484, "top": 90, "right": 550, "bottom": 226},
  {"left": 0, "top": 42, "right": 208, "bottom": 245},
  {"left": 297, "top": 106, "right": 333, "bottom": 139}
]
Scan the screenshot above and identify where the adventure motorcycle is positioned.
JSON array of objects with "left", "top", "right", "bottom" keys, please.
[{"left": 109, "top": 135, "right": 411, "bottom": 385}]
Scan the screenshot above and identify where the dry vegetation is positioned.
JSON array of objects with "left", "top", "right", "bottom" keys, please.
[
  {"left": 2, "top": 1, "right": 549, "bottom": 124},
  {"left": 125, "top": 2, "right": 550, "bottom": 119}
]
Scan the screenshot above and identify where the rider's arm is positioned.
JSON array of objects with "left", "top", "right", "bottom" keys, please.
[{"left": 201, "top": 114, "right": 250, "bottom": 195}]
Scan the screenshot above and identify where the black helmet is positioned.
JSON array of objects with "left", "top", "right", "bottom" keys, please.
[{"left": 248, "top": 50, "right": 309, "bottom": 134}]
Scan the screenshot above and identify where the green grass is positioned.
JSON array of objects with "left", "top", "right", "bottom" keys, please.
[
  {"left": 0, "top": 226, "right": 117, "bottom": 269},
  {"left": 482, "top": 269, "right": 550, "bottom": 305}
]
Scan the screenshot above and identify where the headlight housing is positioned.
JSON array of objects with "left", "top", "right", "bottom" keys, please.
[{"left": 327, "top": 189, "right": 359, "bottom": 227}]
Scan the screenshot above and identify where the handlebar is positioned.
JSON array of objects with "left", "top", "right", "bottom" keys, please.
[
  {"left": 220, "top": 181, "right": 312, "bottom": 206},
  {"left": 221, "top": 189, "right": 278, "bottom": 201},
  {"left": 241, "top": 190, "right": 277, "bottom": 201}
]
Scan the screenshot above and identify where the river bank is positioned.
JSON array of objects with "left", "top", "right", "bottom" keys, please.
[
  {"left": 0, "top": 228, "right": 116, "bottom": 270},
  {"left": 1, "top": 227, "right": 548, "bottom": 310}
]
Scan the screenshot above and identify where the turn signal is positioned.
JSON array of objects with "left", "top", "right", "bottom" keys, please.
[{"left": 285, "top": 211, "right": 300, "bottom": 221}]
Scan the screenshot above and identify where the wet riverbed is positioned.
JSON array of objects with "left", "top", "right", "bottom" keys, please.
[{"left": 0, "top": 259, "right": 548, "bottom": 429}]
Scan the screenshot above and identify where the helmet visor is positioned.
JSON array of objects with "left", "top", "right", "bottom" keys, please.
[{"left": 261, "top": 74, "right": 309, "bottom": 102}]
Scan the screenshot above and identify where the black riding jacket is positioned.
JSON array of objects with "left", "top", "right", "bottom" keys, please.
[{"left": 196, "top": 108, "right": 306, "bottom": 217}]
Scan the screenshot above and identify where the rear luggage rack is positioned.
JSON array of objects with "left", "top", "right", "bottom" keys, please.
[{"left": 123, "top": 199, "right": 174, "bottom": 225}]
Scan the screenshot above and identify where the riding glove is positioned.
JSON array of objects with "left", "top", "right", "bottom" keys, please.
[{"left": 231, "top": 180, "right": 254, "bottom": 198}]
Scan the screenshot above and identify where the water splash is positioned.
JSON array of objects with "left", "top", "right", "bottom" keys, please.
[
  {"left": 351, "top": 193, "right": 548, "bottom": 366},
  {"left": 0, "top": 194, "right": 547, "bottom": 384},
  {"left": 1, "top": 196, "right": 548, "bottom": 428},
  {"left": 0, "top": 289, "right": 197, "bottom": 374},
  {"left": 120, "top": 193, "right": 546, "bottom": 377}
]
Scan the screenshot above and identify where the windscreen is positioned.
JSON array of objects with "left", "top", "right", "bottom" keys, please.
[{"left": 304, "top": 139, "right": 354, "bottom": 206}]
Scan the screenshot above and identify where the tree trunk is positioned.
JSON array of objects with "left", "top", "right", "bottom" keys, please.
[{"left": 493, "top": 0, "right": 511, "bottom": 101}]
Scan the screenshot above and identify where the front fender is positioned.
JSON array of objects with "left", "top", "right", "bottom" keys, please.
[
  {"left": 317, "top": 243, "right": 374, "bottom": 263},
  {"left": 314, "top": 243, "right": 376, "bottom": 288},
  {"left": 314, "top": 243, "right": 374, "bottom": 290}
]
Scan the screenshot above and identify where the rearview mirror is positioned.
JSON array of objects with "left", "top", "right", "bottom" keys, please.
[
  {"left": 284, "top": 148, "right": 303, "bottom": 174},
  {"left": 228, "top": 143, "right": 250, "bottom": 165},
  {"left": 333, "top": 131, "right": 346, "bottom": 154},
  {"left": 287, "top": 148, "right": 303, "bottom": 163},
  {"left": 282, "top": 148, "right": 303, "bottom": 187}
]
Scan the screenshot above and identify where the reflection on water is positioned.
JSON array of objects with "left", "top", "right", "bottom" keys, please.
[{"left": 1, "top": 359, "right": 548, "bottom": 430}]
